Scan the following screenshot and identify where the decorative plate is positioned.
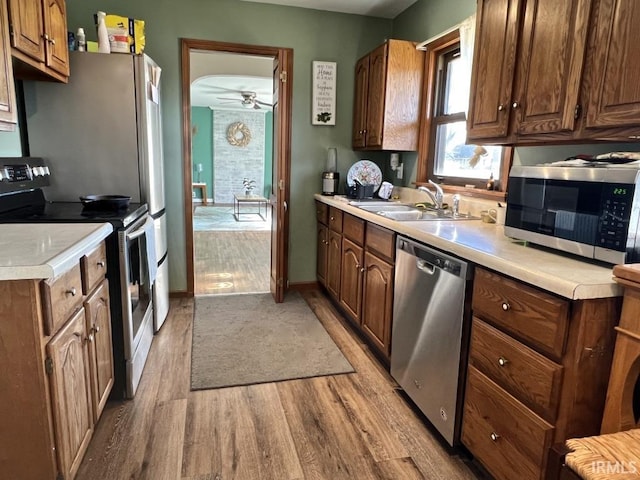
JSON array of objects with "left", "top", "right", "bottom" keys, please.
[{"left": 347, "top": 160, "right": 383, "bottom": 189}]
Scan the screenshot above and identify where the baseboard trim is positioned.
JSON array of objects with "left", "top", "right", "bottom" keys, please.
[
  {"left": 289, "top": 281, "right": 321, "bottom": 292},
  {"left": 170, "top": 291, "right": 192, "bottom": 298}
]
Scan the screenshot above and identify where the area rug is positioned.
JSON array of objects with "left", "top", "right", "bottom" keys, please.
[
  {"left": 191, "top": 292, "right": 354, "bottom": 390},
  {"left": 194, "top": 205, "right": 271, "bottom": 232}
]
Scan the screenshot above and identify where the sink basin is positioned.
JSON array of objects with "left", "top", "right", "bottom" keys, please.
[
  {"left": 358, "top": 204, "right": 418, "bottom": 213},
  {"left": 354, "top": 202, "right": 479, "bottom": 221}
]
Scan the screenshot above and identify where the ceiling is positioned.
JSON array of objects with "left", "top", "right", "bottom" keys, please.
[
  {"left": 238, "top": 0, "right": 418, "bottom": 19},
  {"left": 190, "top": 51, "right": 274, "bottom": 112},
  {"left": 191, "top": 75, "right": 273, "bottom": 111}
]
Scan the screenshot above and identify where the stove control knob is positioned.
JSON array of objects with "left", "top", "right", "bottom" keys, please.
[
  {"left": 43, "top": 166, "right": 50, "bottom": 175},
  {"left": 32, "top": 167, "right": 41, "bottom": 177}
]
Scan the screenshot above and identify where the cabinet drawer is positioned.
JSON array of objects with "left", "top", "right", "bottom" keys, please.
[
  {"left": 469, "top": 318, "right": 563, "bottom": 423},
  {"left": 462, "top": 366, "right": 554, "bottom": 480},
  {"left": 315, "top": 201, "right": 328, "bottom": 225},
  {"left": 343, "top": 213, "right": 365, "bottom": 245},
  {"left": 472, "top": 268, "right": 569, "bottom": 359},
  {"left": 328, "top": 207, "right": 343, "bottom": 233},
  {"left": 365, "top": 223, "right": 395, "bottom": 263},
  {"left": 41, "top": 263, "right": 84, "bottom": 337},
  {"left": 81, "top": 242, "right": 107, "bottom": 295}
]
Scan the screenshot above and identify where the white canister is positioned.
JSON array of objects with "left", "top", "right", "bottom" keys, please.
[{"left": 96, "top": 11, "right": 111, "bottom": 53}]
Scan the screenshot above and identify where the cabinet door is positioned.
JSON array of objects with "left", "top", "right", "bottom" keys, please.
[
  {"left": 365, "top": 43, "right": 388, "bottom": 148},
  {"left": 327, "top": 229, "right": 342, "bottom": 299},
  {"left": 361, "top": 252, "right": 394, "bottom": 357},
  {"left": 352, "top": 55, "right": 369, "bottom": 148},
  {"left": 84, "top": 280, "right": 113, "bottom": 423},
  {"left": 0, "top": 0, "right": 16, "bottom": 129},
  {"left": 47, "top": 308, "right": 94, "bottom": 480},
  {"left": 585, "top": 0, "right": 640, "bottom": 129},
  {"left": 339, "top": 238, "right": 364, "bottom": 322},
  {"left": 43, "top": 0, "right": 69, "bottom": 76},
  {"left": 467, "top": 0, "right": 522, "bottom": 140},
  {"left": 317, "top": 223, "right": 328, "bottom": 286},
  {"left": 7, "top": 0, "right": 45, "bottom": 62},
  {"left": 514, "top": 0, "right": 591, "bottom": 135}
]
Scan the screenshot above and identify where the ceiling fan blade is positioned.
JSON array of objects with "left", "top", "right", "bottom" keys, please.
[
  {"left": 255, "top": 99, "right": 273, "bottom": 107},
  {"left": 216, "top": 97, "right": 241, "bottom": 101}
]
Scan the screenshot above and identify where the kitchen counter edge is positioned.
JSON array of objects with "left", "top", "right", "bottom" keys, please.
[
  {"left": 0, "top": 223, "right": 114, "bottom": 281},
  {"left": 315, "top": 194, "right": 621, "bottom": 300}
]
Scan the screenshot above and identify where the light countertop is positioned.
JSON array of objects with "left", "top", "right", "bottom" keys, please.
[
  {"left": 315, "top": 194, "right": 622, "bottom": 300},
  {"left": 0, "top": 223, "right": 113, "bottom": 281}
]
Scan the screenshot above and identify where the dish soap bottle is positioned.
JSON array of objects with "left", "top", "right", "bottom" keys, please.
[
  {"left": 96, "top": 11, "right": 110, "bottom": 53},
  {"left": 486, "top": 172, "right": 495, "bottom": 191}
]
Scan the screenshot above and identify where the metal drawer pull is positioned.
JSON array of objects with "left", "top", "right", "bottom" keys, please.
[
  {"left": 501, "top": 302, "right": 510, "bottom": 311},
  {"left": 88, "top": 333, "right": 94, "bottom": 343},
  {"left": 498, "top": 356, "right": 509, "bottom": 366},
  {"left": 498, "top": 104, "right": 505, "bottom": 111},
  {"left": 97, "top": 260, "right": 105, "bottom": 267},
  {"left": 66, "top": 287, "right": 77, "bottom": 297},
  {"left": 93, "top": 325, "right": 101, "bottom": 333},
  {"left": 490, "top": 432, "right": 500, "bottom": 442}
]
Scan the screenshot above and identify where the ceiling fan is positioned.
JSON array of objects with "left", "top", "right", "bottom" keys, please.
[{"left": 216, "top": 91, "right": 272, "bottom": 109}]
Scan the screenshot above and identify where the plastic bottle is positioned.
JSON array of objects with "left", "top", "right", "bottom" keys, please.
[
  {"left": 76, "top": 28, "right": 86, "bottom": 51},
  {"left": 96, "top": 11, "right": 110, "bottom": 53},
  {"left": 486, "top": 172, "right": 495, "bottom": 191}
]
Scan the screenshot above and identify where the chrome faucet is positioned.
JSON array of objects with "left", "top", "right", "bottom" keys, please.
[{"left": 418, "top": 180, "right": 445, "bottom": 210}]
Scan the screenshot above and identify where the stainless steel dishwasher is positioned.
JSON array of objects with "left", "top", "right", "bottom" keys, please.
[{"left": 391, "top": 236, "right": 472, "bottom": 446}]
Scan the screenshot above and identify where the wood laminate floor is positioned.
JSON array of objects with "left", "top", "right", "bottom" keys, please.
[
  {"left": 76, "top": 290, "right": 483, "bottom": 480},
  {"left": 194, "top": 230, "right": 271, "bottom": 295}
]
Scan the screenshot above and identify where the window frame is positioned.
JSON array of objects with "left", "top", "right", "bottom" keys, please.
[{"left": 416, "top": 30, "right": 512, "bottom": 198}]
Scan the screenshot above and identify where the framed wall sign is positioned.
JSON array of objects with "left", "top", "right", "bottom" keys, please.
[{"left": 312, "top": 61, "right": 336, "bottom": 125}]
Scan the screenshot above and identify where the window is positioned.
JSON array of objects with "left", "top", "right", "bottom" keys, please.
[{"left": 418, "top": 29, "right": 511, "bottom": 193}]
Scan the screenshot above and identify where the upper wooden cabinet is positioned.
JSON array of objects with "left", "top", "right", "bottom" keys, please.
[
  {"left": 468, "top": 0, "right": 640, "bottom": 144},
  {"left": 582, "top": 0, "right": 640, "bottom": 134},
  {"left": 468, "top": 0, "right": 591, "bottom": 143},
  {"left": 352, "top": 39, "right": 424, "bottom": 151},
  {"left": 8, "top": 0, "right": 69, "bottom": 82},
  {"left": 0, "top": 0, "right": 17, "bottom": 130}
]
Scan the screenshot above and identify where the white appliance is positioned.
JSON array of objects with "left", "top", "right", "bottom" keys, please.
[{"left": 25, "top": 52, "right": 170, "bottom": 333}]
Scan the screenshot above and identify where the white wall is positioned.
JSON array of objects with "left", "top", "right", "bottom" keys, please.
[{"left": 213, "top": 110, "right": 266, "bottom": 203}]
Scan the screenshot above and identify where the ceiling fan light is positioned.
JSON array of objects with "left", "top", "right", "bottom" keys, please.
[{"left": 241, "top": 101, "right": 255, "bottom": 109}]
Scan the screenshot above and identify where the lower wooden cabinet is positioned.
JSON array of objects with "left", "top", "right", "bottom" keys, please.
[
  {"left": 46, "top": 307, "right": 94, "bottom": 480},
  {"left": 84, "top": 280, "right": 113, "bottom": 423},
  {"left": 327, "top": 229, "right": 342, "bottom": 299},
  {"left": 462, "top": 267, "right": 621, "bottom": 480},
  {"left": 317, "top": 223, "right": 328, "bottom": 287},
  {"left": 339, "top": 238, "right": 364, "bottom": 321},
  {"left": 316, "top": 205, "right": 396, "bottom": 360},
  {"left": 0, "top": 241, "right": 113, "bottom": 480},
  {"left": 361, "top": 251, "right": 394, "bottom": 356}
]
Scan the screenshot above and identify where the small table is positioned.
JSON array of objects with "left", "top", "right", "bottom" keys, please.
[
  {"left": 192, "top": 183, "right": 208, "bottom": 205},
  {"left": 233, "top": 194, "right": 268, "bottom": 221}
]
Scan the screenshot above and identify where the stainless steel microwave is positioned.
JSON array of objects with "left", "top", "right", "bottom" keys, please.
[{"left": 505, "top": 165, "right": 640, "bottom": 264}]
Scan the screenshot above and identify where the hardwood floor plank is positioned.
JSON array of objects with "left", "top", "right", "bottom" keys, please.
[
  {"left": 278, "top": 376, "right": 387, "bottom": 480},
  {"left": 76, "top": 292, "right": 481, "bottom": 480},
  {"left": 194, "top": 231, "right": 270, "bottom": 295},
  {"left": 182, "top": 384, "right": 303, "bottom": 480},
  {"left": 329, "top": 373, "right": 409, "bottom": 462},
  {"left": 138, "top": 399, "right": 188, "bottom": 480},
  {"left": 375, "top": 457, "right": 425, "bottom": 480}
]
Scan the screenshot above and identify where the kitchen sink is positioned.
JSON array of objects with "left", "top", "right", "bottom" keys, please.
[{"left": 355, "top": 202, "right": 479, "bottom": 221}]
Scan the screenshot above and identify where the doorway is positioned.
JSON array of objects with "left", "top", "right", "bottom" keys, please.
[{"left": 180, "top": 39, "right": 292, "bottom": 300}]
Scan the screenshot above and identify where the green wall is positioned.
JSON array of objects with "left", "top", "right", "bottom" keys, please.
[
  {"left": 191, "top": 106, "right": 213, "bottom": 200},
  {"left": 62, "top": 0, "right": 392, "bottom": 292}
]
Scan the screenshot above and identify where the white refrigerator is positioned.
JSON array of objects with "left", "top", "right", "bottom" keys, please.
[{"left": 25, "top": 52, "right": 170, "bottom": 332}]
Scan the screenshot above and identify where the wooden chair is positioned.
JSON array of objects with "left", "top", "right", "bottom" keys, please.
[{"left": 547, "top": 264, "right": 640, "bottom": 479}]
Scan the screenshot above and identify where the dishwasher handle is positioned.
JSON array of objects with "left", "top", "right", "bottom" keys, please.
[{"left": 416, "top": 259, "right": 436, "bottom": 275}]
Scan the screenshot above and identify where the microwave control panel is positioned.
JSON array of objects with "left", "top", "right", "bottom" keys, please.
[{"left": 598, "top": 184, "right": 634, "bottom": 250}]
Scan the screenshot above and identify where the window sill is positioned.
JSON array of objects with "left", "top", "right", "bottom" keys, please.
[{"left": 414, "top": 182, "right": 507, "bottom": 201}]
